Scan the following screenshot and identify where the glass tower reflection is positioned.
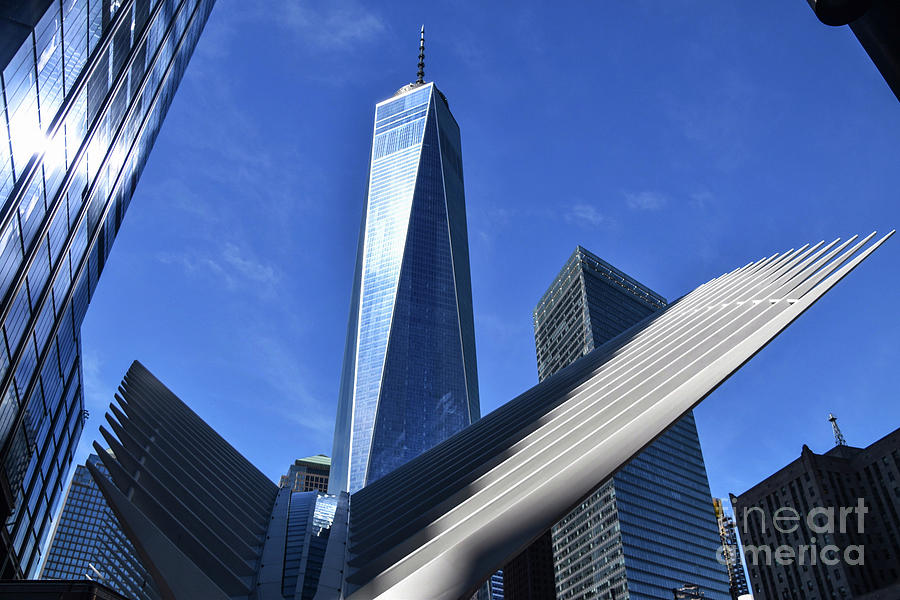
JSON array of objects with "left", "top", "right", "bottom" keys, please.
[
  {"left": 330, "top": 79, "right": 479, "bottom": 495},
  {"left": 0, "top": 0, "right": 215, "bottom": 577},
  {"left": 40, "top": 453, "right": 158, "bottom": 600}
]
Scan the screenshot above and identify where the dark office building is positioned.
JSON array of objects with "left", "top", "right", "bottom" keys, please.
[
  {"left": 40, "top": 453, "right": 157, "bottom": 600},
  {"left": 732, "top": 424, "right": 900, "bottom": 599},
  {"left": 506, "top": 246, "right": 730, "bottom": 599},
  {"left": 0, "top": 0, "right": 215, "bottom": 576},
  {"left": 279, "top": 455, "right": 330, "bottom": 493},
  {"left": 503, "top": 531, "right": 555, "bottom": 600}
]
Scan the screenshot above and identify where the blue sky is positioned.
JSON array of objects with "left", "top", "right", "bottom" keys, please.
[{"left": 75, "top": 1, "right": 899, "bottom": 504}]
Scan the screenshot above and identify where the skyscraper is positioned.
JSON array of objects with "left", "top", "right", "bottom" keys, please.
[
  {"left": 523, "top": 246, "right": 730, "bottom": 599},
  {"left": 40, "top": 453, "right": 158, "bottom": 600},
  {"left": 0, "top": 0, "right": 214, "bottom": 576},
  {"left": 279, "top": 455, "right": 331, "bottom": 493},
  {"left": 329, "top": 29, "right": 479, "bottom": 494},
  {"left": 712, "top": 497, "right": 749, "bottom": 600}
]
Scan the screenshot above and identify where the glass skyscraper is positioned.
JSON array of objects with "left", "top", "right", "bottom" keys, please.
[
  {"left": 40, "top": 453, "right": 158, "bottom": 600},
  {"left": 0, "top": 0, "right": 214, "bottom": 576},
  {"left": 329, "top": 41, "right": 479, "bottom": 494},
  {"left": 532, "top": 246, "right": 731, "bottom": 599}
]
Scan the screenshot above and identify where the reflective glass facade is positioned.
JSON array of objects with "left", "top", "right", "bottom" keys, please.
[
  {"left": 0, "top": 0, "right": 214, "bottom": 576},
  {"left": 491, "top": 570, "right": 505, "bottom": 600},
  {"left": 40, "top": 454, "right": 158, "bottom": 600},
  {"left": 330, "top": 82, "right": 479, "bottom": 494},
  {"left": 282, "top": 491, "right": 337, "bottom": 600},
  {"left": 532, "top": 247, "right": 731, "bottom": 599}
]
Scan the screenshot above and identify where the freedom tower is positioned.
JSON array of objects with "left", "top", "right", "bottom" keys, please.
[{"left": 330, "top": 29, "right": 480, "bottom": 495}]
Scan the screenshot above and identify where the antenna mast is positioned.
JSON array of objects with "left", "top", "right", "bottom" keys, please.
[
  {"left": 416, "top": 25, "right": 425, "bottom": 84},
  {"left": 828, "top": 413, "right": 847, "bottom": 446}
]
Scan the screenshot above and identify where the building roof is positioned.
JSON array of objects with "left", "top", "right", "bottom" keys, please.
[
  {"left": 734, "top": 424, "right": 900, "bottom": 501},
  {"left": 296, "top": 455, "right": 331, "bottom": 467},
  {"left": 533, "top": 245, "right": 666, "bottom": 321}
]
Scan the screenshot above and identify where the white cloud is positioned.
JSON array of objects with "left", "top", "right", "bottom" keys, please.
[
  {"left": 80, "top": 350, "right": 116, "bottom": 430},
  {"left": 279, "top": 1, "right": 387, "bottom": 52},
  {"left": 221, "top": 243, "right": 278, "bottom": 286},
  {"left": 625, "top": 191, "right": 668, "bottom": 211},
  {"left": 158, "top": 243, "right": 280, "bottom": 295},
  {"left": 689, "top": 190, "right": 714, "bottom": 210},
  {"left": 201, "top": 1, "right": 386, "bottom": 55},
  {"left": 565, "top": 203, "right": 606, "bottom": 226},
  {"left": 81, "top": 350, "right": 107, "bottom": 406},
  {"left": 247, "top": 333, "right": 335, "bottom": 436}
]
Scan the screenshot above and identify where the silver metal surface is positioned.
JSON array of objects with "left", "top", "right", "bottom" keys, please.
[
  {"left": 342, "top": 232, "right": 893, "bottom": 600},
  {"left": 86, "top": 234, "right": 893, "bottom": 600}
]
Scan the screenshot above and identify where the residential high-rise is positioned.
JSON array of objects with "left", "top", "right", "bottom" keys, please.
[
  {"left": 0, "top": 0, "right": 215, "bottom": 576},
  {"left": 329, "top": 29, "right": 479, "bottom": 495},
  {"left": 515, "top": 246, "right": 731, "bottom": 600},
  {"left": 40, "top": 453, "right": 158, "bottom": 600},
  {"left": 732, "top": 422, "right": 900, "bottom": 599},
  {"left": 712, "top": 497, "right": 749, "bottom": 600},
  {"left": 279, "top": 455, "right": 331, "bottom": 492}
]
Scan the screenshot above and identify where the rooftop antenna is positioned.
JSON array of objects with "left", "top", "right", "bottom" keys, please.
[
  {"left": 828, "top": 413, "right": 847, "bottom": 446},
  {"left": 416, "top": 25, "right": 425, "bottom": 84}
]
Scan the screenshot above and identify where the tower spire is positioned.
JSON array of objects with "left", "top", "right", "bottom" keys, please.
[
  {"left": 828, "top": 413, "right": 847, "bottom": 446},
  {"left": 416, "top": 25, "right": 425, "bottom": 84}
]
